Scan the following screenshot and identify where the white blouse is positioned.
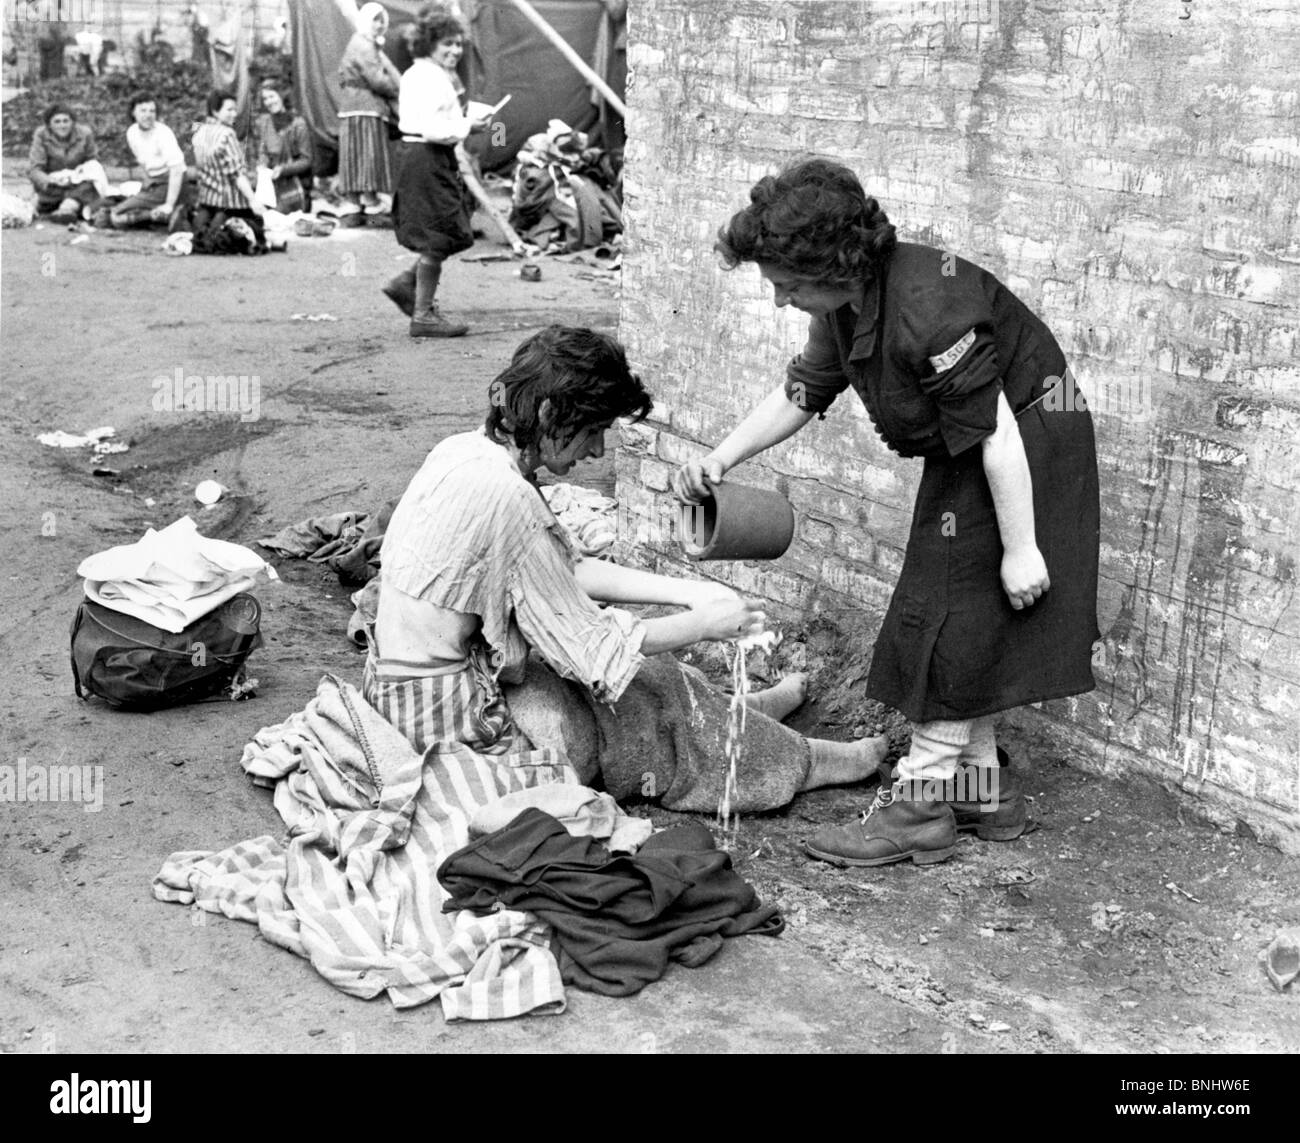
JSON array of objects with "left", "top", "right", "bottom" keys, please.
[{"left": 398, "top": 58, "right": 472, "bottom": 145}]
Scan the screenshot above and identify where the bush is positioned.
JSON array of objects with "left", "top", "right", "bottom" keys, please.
[{"left": 3, "top": 51, "right": 293, "bottom": 170}]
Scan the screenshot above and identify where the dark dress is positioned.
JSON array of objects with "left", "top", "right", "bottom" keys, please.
[
  {"left": 787, "top": 243, "right": 1100, "bottom": 722},
  {"left": 392, "top": 142, "right": 473, "bottom": 257}
]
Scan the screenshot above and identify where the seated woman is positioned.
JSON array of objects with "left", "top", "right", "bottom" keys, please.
[
  {"left": 28, "top": 105, "right": 107, "bottom": 223},
  {"left": 251, "top": 82, "right": 314, "bottom": 213},
  {"left": 190, "top": 90, "right": 268, "bottom": 254},
  {"left": 369, "top": 325, "right": 888, "bottom": 815}
]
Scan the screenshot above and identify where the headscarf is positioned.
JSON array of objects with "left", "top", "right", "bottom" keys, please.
[{"left": 355, "top": 2, "right": 388, "bottom": 42}]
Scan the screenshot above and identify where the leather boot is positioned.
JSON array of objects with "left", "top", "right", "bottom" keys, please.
[
  {"left": 804, "top": 768, "right": 957, "bottom": 868},
  {"left": 382, "top": 263, "right": 417, "bottom": 317},
  {"left": 951, "top": 746, "right": 1027, "bottom": 841},
  {"left": 409, "top": 259, "right": 469, "bottom": 338},
  {"left": 409, "top": 305, "right": 469, "bottom": 338}
]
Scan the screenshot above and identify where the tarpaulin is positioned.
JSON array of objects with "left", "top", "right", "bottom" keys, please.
[{"left": 288, "top": 0, "right": 623, "bottom": 171}]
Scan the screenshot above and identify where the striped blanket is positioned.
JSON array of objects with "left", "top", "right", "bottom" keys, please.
[{"left": 152, "top": 674, "right": 580, "bottom": 1020}]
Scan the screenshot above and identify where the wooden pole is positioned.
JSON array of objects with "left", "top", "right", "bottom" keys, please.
[
  {"left": 457, "top": 151, "right": 527, "bottom": 254},
  {"left": 505, "top": 0, "right": 628, "bottom": 120}
]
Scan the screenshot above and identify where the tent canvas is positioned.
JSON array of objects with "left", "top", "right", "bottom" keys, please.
[{"left": 287, "top": 0, "right": 624, "bottom": 171}]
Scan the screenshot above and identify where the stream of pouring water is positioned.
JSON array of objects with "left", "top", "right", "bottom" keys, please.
[{"left": 717, "top": 630, "right": 779, "bottom": 849}]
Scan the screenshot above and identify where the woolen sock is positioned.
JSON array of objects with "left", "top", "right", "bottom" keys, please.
[
  {"left": 741, "top": 673, "right": 807, "bottom": 721},
  {"left": 895, "top": 718, "right": 973, "bottom": 782},
  {"left": 958, "top": 715, "right": 998, "bottom": 769}
]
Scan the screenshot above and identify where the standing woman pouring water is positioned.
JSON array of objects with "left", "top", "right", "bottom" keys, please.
[{"left": 674, "top": 158, "right": 1101, "bottom": 868}]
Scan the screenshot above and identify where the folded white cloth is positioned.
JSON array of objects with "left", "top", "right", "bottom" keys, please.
[
  {"left": 78, "top": 516, "right": 277, "bottom": 632},
  {"left": 469, "top": 784, "right": 654, "bottom": 854}
]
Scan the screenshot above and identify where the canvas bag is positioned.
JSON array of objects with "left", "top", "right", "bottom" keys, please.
[{"left": 70, "top": 593, "right": 263, "bottom": 711}]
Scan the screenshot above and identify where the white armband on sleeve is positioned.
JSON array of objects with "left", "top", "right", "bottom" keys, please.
[{"left": 929, "top": 328, "right": 977, "bottom": 374}]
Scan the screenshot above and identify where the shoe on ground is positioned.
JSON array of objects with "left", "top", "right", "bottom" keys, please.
[
  {"left": 409, "top": 307, "right": 468, "bottom": 338},
  {"left": 951, "top": 746, "right": 1028, "bottom": 841},
  {"left": 803, "top": 771, "right": 957, "bottom": 868}
]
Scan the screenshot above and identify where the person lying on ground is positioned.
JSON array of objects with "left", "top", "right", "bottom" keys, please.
[
  {"left": 109, "top": 91, "right": 194, "bottom": 229},
  {"left": 28, "top": 104, "right": 107, "bottom": 223},
  {"left": 674, "top": 157, "right": 1100, "bottom": 866},
  {"left": 252, "top": 81, "right": 314, "bottom": 213},
  {"left": 367, "top": 324, "right": 889, "bottom": 815}
]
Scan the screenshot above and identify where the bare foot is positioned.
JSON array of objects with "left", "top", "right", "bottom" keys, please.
[
  {"left": 741, "top": 672, "right": 808, "bottom": 721},
  {"left": 802, "top": 733, "right": 890, "bottom": 790}
]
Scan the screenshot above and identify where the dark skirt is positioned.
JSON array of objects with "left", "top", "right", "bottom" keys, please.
[
  {"left": 337, "top": 114, "right": 392, "bottom": 195},
  {"left": 866, "top": 395, "right": 1101, "bottom": 723},
  {"left": 392, "top": 141, "right": 474, "bottom": 258}
]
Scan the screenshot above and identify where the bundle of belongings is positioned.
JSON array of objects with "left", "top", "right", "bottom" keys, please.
[
  {"left": 152, "top": 676, "right": 782, "bottom": 1018},
  {"left": 508, "top": 119, "right": 623, "bottom": 253},
  {"left": 71, "top": 516, "right": 276, "bottom": 709},
  {"left": 258, "top": 486, "right": 617, "bottom": 649}
]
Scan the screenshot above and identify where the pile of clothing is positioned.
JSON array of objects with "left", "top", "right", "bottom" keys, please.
[
  {"left": 78, "top": 516, "right": 277, "bottom": 634},
  {"left": 508, "top": 119, "right": 622, "bottom": 253},
  {"left": 153, "top": 675, "right": 782, "bottom": 1018}
]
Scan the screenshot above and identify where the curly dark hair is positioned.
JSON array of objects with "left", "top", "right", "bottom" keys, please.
[
  {"left": 205, "top": 90, "right": 237, "bottom": 117},
  {"left": 410, "top": 6, "right": 467, "bottom": 57},
  {"left": 715, "top": 157, "right": 897, "bottom": 284},
  {"left": 43, "top": 103, "right": 75, "bottom": 126},
  {"left": 128, "top": 90, "right": 158, "bottom": 117},
  {"left": 485, "top": 326, "right": 653, "bottom": 451}
]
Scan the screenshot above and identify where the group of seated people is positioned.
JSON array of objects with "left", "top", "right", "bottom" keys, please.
[{"left": 27, "top": 84, "right": 315, "bottom": 244}]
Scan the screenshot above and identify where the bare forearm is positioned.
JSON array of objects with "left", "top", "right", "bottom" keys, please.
[
  {"left": 234, "top": 173, "right": 258, "bottom": 209},
  {"left": 981, "top": 392, "right": 1036, "bottom": 553},
  {"left": 710, "top": 382, "right": 814, "bottom": 471},
  {"left": 163, "top": 166, "right": 184, "bottom": 208},
  {"left": 574, "top": 558, "right": 731, "bottom": 607},
  {"left": 639, "top": 610, "right": 713, "bottom": 656}
]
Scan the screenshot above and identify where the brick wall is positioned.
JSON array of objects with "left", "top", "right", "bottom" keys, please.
[{"left": 616, "top": 0, "right": 1300, "bottom": 849}]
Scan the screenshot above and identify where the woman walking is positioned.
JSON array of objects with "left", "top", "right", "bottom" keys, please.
[{"left": 387, "top": 7, "right": 488, "bottom": 337}]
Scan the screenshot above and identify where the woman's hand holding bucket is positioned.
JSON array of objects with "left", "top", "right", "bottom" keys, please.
[{"left": 672, "top": 455, "right": 727, "bottom": 504}]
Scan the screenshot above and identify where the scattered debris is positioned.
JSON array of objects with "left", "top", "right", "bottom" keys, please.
[
  {"left": 1165, "top": 880, "right": 1201, "bottom": 903},
  {"left": 195, "top": 480, "right": 226, "bottom": 506},
  {"left": 988, "top": 1020, "right": 1012, "bottom": 1033},
  {"left": 38, "top": 426, "right": 116, "bottom": 449},
  {"left": 290, "top": 313, "right": 339, "bottom": 322},
  {"left": 520, "top": 262, "right": 542, "bottom": 282},
  {"left": 1263, "top": 928, "right": 1300, "bottom": 992}
]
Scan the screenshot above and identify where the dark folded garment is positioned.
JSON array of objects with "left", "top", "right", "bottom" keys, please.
[{"left": 438, "top": 808, "right": 783, "bottom": 997}]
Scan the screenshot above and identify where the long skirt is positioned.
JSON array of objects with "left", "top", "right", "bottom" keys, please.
[
  {"left": 392, "top": 141, "right": 474, "bottom": 257},
  {"left": 337, "top": 113, "right": 391, "bottom": 195}
]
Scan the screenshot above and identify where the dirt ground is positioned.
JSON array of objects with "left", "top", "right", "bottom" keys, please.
[{"left": 1, "top": 179, "right": 1297, "bottom": 1057}]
